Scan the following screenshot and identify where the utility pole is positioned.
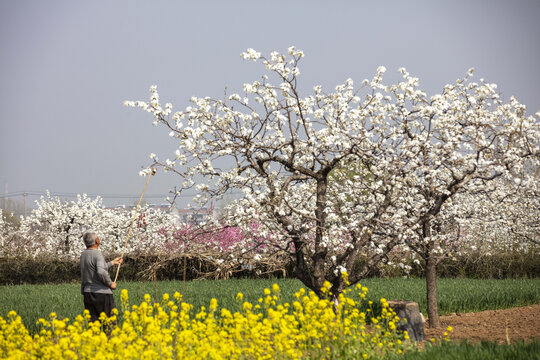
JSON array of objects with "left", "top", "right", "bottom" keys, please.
[
  {"left": 24, "top": 192, "right": 27, "bottom": 218},
  {"left": 3, "top": 183, "right": 7, "bottom": 211}
]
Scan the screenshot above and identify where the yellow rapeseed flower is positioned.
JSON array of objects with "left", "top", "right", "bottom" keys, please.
[{"left": 0, "top": 284, "right": 409, "bottom": 359}]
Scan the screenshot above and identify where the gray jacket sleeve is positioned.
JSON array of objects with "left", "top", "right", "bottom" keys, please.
[{"left": 96, "top": 252, "right": 113, "bottom": 286}]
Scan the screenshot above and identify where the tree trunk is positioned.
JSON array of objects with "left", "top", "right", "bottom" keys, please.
[
  {"left": 425, "top": 256, "right": 440, "bottom": 328},
  {"left": 312, "top": 177, "right": 328, "bottom": 292}
]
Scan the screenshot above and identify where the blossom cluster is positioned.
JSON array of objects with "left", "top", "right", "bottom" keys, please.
[{"left": 0, "top": 283, "right": 409, "bottom": 359}]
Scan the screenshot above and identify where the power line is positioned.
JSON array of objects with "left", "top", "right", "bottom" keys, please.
[
  {"left": 0, "top": 190, "right": 242, "bottom": 200},
  {"left": 0, "top": 191, "right": 191, "bottom": 199}
]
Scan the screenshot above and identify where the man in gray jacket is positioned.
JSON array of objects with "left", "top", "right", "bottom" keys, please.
[{"left": 80, "top": 232, "right": 123, "bottom": 322}]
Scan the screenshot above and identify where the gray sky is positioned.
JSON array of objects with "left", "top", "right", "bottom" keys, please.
[{"left": 1, "top": 0, "right": 539, "bottom": 210}]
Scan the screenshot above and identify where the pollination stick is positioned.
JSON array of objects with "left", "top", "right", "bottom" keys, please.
[{"left": 114, "top": 168, "right": 156, "bottom": 282}]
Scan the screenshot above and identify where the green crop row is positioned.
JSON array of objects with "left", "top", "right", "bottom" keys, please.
[
  {"left": 360, "top": 278, "right": 540, "bottom": 315},
  {"left": 1, "top": 277, "right": 539, "bottom": 335},
  {"left": 396, "top": 340, "right": 540, "bottom": 360}
]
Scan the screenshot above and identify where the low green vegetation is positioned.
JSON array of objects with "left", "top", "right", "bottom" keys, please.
[
  {"left": 360, "top": 278, "right": 540, "bottom": 315},
  {"left": 398, "top": 340, "right": 540, "bottom": 360},
  {"left": 1, "top": 277, "right": 539, "bottom": 335}
]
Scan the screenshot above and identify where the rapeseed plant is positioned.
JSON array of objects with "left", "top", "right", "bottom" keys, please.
[{"left": 0, "top": 280, "right": 411, "bottom": 359}]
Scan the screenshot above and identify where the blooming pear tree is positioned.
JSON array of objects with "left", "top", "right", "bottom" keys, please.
[
  {"left": 14, "top": 193, "right": 181, "bottom": 257},
  {"left": 127, "top": 47, "right": 432, "bottom": 297},
  {"left": 397, "top": 167, "right": 539, "bottom": 326},
  {"left": 18, "top": 192, "right": 106, "bottom": 256},
  {"left": 457, "top": 165, "right": 540, "bottom": 253},
  {"left": 381, "top": 69, "right": 540, "bottom": 326},
  {"left": 97, "top": 204, "right": 180, "bottom": 254},
  {"left": 128, "top": 47, "right": 539, "bottom": 322},
  {"left": 497, "top": 164, "right": 540, "bottom": 247}
]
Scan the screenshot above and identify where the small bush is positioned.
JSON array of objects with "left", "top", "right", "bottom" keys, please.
[
  {"left": 1, "top": 248, "right": 538, "bottom": 285},
  {"left": 0, "top": 253, "right": 291, "bottom": 285},
  {"left": 0, "top": 255, "right": 79, "bottom": 285},
  {"left": 425, "top": 252, "right": 539, "bottom": 279},
  {"left": 377, "top": 251, "right": 540, "bottom": 279}
]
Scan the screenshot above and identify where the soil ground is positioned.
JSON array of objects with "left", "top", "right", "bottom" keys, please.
[{"left": 424, "top": 304, "right": 540, "bottom": 344}]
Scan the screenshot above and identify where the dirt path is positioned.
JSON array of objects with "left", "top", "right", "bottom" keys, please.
[{"left": 424, "top": 304, "right": 540, "bottom": 344}]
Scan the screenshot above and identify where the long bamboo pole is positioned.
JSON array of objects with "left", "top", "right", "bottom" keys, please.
[{"left": 114, "top": 168, "right": 156, "bottom": 282}]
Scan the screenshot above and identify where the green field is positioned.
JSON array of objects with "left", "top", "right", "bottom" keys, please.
[
  {"left": 1, "top": 277, "right": 539, "bottom": 335},
  {"left": 398, "top": 340, "right": 540, "bottom": 360}
]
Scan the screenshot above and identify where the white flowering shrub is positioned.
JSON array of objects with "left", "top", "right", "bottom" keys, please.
[
  {"left": 17, "top": 192, "right": 105, "bottom": 256},
  {"left": 94, "top": 204, "right": 180, "bottom": 255},
  {"left": 6, "top": 193, "right": 181, "bottom": 258}
]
